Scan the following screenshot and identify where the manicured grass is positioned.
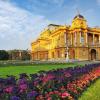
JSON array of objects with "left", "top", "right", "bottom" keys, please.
[
  {"left": 79, "top": 79, "right": 100, "bottom": 100},
  {"left": 0, "top": 63, "right": 79, "bottom": 77}
]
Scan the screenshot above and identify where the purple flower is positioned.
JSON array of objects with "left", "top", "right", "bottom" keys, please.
[
  {"left": 18, "top": 78, "right": 27, "bottom": 85},
  {"left": 19, "top": 73, "right": 28, "bottom": 79},
  {"left": 27, "top": 91, "right": 38, "bottom": 98},
  {"left": 10, "top": 96, "right": 20, "bottom": 100},
  {"left": 5, "top": 76, "right": 16, "bottom": 85},
  {"left": 0, "top": 88, "right": 3, "bottom": 95},
  {"left": 19, "top": 84, "right": 27, "bottom": 90},
  {"left": 12, "top": 86, "right": 19, "bottom": 94},
  {"left": 19, "top": 84, "right": 27, "bottom": 93}
]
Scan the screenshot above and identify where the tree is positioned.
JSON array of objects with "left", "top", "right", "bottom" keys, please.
[
  {"left": 21, "top": 50, "right": 30, "bottom": 60},
  {"left": 0, "top": 50, "right": 9, "bottom": 60}
]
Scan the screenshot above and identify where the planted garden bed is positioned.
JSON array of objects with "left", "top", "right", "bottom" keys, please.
[{"left": 0, "top": 63, "right": 100, "bottom": 100}]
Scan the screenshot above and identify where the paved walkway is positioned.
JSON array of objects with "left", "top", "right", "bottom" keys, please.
[{"left": 0, "top": 60, "right": 100, "bottom": 66}]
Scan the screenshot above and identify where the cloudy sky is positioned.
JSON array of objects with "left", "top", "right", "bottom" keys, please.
[{"left": 0, "top": 0, "right": 100, "bottom": 50}]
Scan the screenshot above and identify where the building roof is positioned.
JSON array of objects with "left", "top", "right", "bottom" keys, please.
[
  {"left": 48, "top": 24, "right": 61, "bottom": 27},
  {"left": 74, "top": 14, "right": 84, "bottom": 19}
]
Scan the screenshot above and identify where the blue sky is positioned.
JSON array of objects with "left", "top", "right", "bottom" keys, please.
[{"left": 0, "top": 0, "right": 100, "bottom": 50}]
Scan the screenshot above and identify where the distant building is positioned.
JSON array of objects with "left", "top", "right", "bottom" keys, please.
[
  {"left": 31, "top": 14, "right": 100, "bottom": 61},
  {"left": 8, "top": 50, "right": 30, "bottom": 60}
]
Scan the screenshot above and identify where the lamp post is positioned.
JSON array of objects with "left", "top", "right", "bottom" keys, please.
[{"left": 64, "top": 32, "right": 69, "bottom": 62}]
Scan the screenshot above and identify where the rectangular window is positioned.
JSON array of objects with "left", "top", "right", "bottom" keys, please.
[{"left": 80, "top": 32, "right": 84, "bottom": 44}]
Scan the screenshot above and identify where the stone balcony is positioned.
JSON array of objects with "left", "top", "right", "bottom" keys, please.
[{"left": 88, "top": 43, "right": 100, "bottom": 47}]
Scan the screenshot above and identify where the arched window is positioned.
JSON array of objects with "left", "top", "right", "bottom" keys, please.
[
  {"left": 52, "top": 52, "right": 54, "bottom": 58},
  {"left": 57, "top": 50, "right": 60, "bottom": 58}
]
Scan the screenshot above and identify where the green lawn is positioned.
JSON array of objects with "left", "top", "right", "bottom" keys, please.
[
  {"left": 0, "top": 63, "right": 79, "bottom": 77},
  {"left": 79, "top": 79, "right": 100, "bottom": 100}
]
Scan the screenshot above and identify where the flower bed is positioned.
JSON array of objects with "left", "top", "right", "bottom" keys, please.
[{"left": 0, "top": 63, "right": 100, "bottom": 100}]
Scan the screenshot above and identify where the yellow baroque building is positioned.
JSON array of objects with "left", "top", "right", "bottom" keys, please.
[{"left": 31, "top": 14, "right": 100, "bottom": 61}]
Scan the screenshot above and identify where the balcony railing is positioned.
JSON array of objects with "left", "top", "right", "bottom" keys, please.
[
  {"left": 67, "top": 43, "right": 100, "bottom": 47},
  {"left": 88, "top": 43, "right": 100, "bottom": 47},
  {"left": 54, "top": 42, "right": 100, "bottom": 48}
]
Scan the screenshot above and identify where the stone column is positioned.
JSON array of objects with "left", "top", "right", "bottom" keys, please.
[
  {"left": 64, "top": 33, "right": 67, "bottom": 44},
  {"left": 93, "top": 34, "right": 95, "bottom": 45},
  {"left": 72, "top": 33, "right": 74, "bottom": 45},
  {"left": 85, "top": 33, "right": 87, "bottom": 44},
  {"left": 80, "top": 32, "right": 81, "bottom": 43},
  {"left": 64, "top": 32, "right": 69, "bottom": 61},
  {"left": 37, "top": 52, "right": 38, "bottom": 60},
  {"left": 99, "top": 35, "right": 100, "bottom": 44},
  {"left": 75, "top": 32, "right": 76, "bottom": 46},
  {"left": 71, "top": 33, "right": 72, "bottom": 45}
]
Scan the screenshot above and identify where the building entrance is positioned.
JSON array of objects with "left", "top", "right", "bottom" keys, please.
[{"left": 91, "top": 49, "right": 96, "bottom": 60}]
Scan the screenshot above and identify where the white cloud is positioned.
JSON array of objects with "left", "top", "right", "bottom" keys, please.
[{"left": 0, "top": 0, "right": 51, "bottom": 50}]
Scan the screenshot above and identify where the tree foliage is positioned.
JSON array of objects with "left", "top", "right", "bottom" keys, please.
[{"left": 0, "top": 50, "right": 9, "bottom": 60}]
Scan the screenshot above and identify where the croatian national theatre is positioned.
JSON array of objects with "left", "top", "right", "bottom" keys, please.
[{"left": 31, "top": 14, "right": 100, "bottom": 61}]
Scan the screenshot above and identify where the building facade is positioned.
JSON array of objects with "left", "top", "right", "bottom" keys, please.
[
  {"left": 31, "top": 14, "right": 100, "bottom": 61},
  {"left": 8, "top": 50, "right": 30, "bottom": 60}
]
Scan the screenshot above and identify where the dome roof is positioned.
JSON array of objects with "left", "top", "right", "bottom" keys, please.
[{"left": 74, "top": 14, "right": 84, "bottom": 19}]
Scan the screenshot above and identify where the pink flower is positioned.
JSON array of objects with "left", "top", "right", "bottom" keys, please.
[
  {"left": 61, "top": 92, "right": 70, "bottom": 99},
  {"left": 4, "top": 86, "right": 13, "bottom": 94},
  {"left": 47, "top": 97, "right": 52, "bottom": 100},
  {"left": 49, "top": 91, "right": 54, "bottom": 95},
  {"left": 64, "top": 72, "right": 71, "bottom": 77}
]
